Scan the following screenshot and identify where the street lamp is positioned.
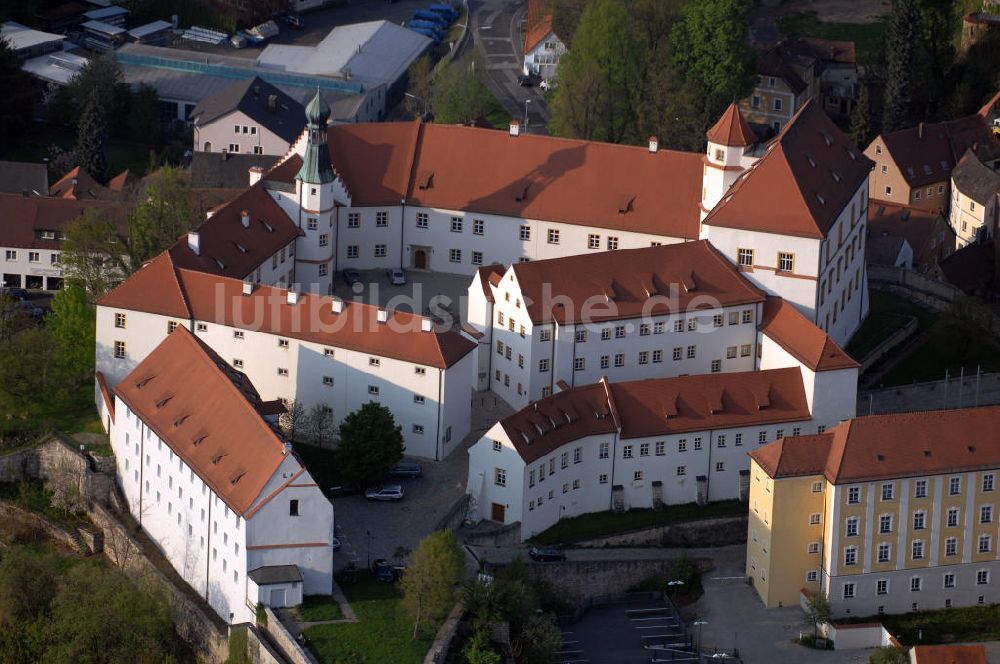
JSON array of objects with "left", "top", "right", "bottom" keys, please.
[
  {"left": 667, "top": 580, "right": 685, "bottom": 586},
  {"left": 404, "top": 92, "right": 427, "bottom": 118},
  {"left": 692, "top": 619, "right": 708, "bottom": 654},
  {"left": 365, "top": 529, "right": 374, "bottom": 570},
  {"left": 524, "top": 98, "right": 532, "bottom": 129}
]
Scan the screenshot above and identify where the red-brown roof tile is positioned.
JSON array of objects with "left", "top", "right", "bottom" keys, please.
[
  {"left": 707, "top": 103, "right": 758, "bottom": 147},
  {"left": 705, "top": 101, "right": 875, "bottom": 239},
  {"left": 509, "top": 240, "right": 766, "bottom": 325},
  {"left": 114, "top": 326, "right": 289, "bottom": 516},
  {"left": 760, "top": 297, "right": 858, "bottom": 371},
  {"left": 911, "top": 645, "right": 987, "bottom": 664},
  {"left": 876, "top": 114, "right": 1000, "bottom": 188},
  {"left": 475, "top": 263, "right": 506, "bottom": 303},
  {"left": 50, "top": 166, "right": 111, "bottom": 200},
  {"left": 0, "top": 194, "right": 128, "bottom": 251},
  {"left": 749, "top": 433, "right": 832, "bottom": 479},
  {"left": 502, "top": 368, "right": 810, "bottom": 462},
  {"left": 524, "top": 0, "right": 556, "bottom": 54},
  {"left": 98, "top": 252, "right": 476, "bottom": 368}
]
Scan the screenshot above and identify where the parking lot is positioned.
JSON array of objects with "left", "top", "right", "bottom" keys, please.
[
  {"left": 561, "top": 598, "right": 699, "bottom": 664},
  {"left": 330, "top": 268, "right": 473, "bottom": 328}
]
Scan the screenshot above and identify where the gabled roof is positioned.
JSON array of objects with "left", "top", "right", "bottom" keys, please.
[
  {"left": 867, "top": 203, "right": 953, "bottom": 270},
  {"left": 952, "top": 148, "right": 1000, "bottom": 205},
  {"left": 704, "top": 101, "right": 874, "bottom": 239},
  {"left": 97, "top": 252, "right": 477, "bottom": 369},
  {"left": 50, "top": 166, "right": 110, "bottom": 200},
  {"left": 752, "top": 406, "right": 1000, "bottom": 483},
  {"left": 168, "top": 183, "right": 301, "bottom": 280},
  {"left": 910, "top": 645, "right": 987, "bottom": 664},
  {"left": 114, "top": 326, "right": 290, "bottom": 516},
  {"left": 0, "top": 194, "right": 128, "bottom": 251},
  {"left": 107, "top": 169, "right": 136, "bottom": 193},
  {"left": 500, "top": 369, "right": 811, "bottom": 463},
  {"left": 524, "top": 0, "right": 557, "bottom": 54},
  {"left": 756, "top": 45, "right": 808, "bottom": 94},
  {"left": 760, "top": 297, "right": 858, "bottom": 372},
  {"left": 795, "top": 38, "right": 856, "bottom": 66},
  {"left": 707, "top": 103, "right": 758, "bottom": 147},
  {"left": 875, "top": 114, "right": 1000, "bottom": 188},
  {"left": 190, "top": 76, "right": 306, "bottom": 145},
  {"left": 474, "top": 264, "right": 506, "bottom": 303},
  {"left": 507, "top": 240, "right": 766, "bottom": 325}
]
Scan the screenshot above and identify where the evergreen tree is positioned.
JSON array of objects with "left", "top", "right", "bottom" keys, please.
[
  {"left": 335, "top": 402, "right": 404, "bottom": 486},
  {"left": 882, "top": 0, "right": 919, "bottom": 132},
  {"left": 74, "top": 91, "right": 109, "bottom": 183},
  {"left": 914, "top": 0, "right": 955, "bottom": 118},
  {"left": 50, "top": 54, "right": 128, "bottom": 133},
  {"left": 849, "top": 83, "right": 874, "bottom": 148},
  {"left": 0, "top": 37, "right": 35, "bottom": 154}
]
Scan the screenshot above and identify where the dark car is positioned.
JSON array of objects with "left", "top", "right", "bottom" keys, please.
[
  {"left": 273, "top": 11, "right": 304, "bottom": 28},
  {"left": 371, "top": 558, "right": 405, "bottom": 582},
  {"left": 0, "top": 287, "right": 28, "bottom": 301},
  {"left": 517, "top": 73, "right": 540, "bottom": 87},
  {"left": 528, "top": 546, "right": 565, "bottom": 562},
  {"left": 389, "top": 463, "right": 422, "bottom": 478},
  {"left": 342, "top": 268, "right": 362, "bottom": 286}
]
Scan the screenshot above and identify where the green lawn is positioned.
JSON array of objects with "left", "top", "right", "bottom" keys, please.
[
  {"left": 778, "top": 11, "right": 887, "bottom": 64},
  {"left": 529, "top": 500, "right": 747, "bottom": 546},
  {"left": 297, "top": 595, "right": 344, "bottom": 622},
  {"left": 876, "top": 313, "right": 1000, "bottom": 386},
  {"left": 845, "top": 605, "right": 1000, "bottom": 645},
  {"left": 6, "top": 125, "right": 154, "bottom": 180},
  {"left": 303, "top": 572, "right": 435, "bottom": 664},
  {"left": 845, "top": 290, "right": 938, "bottom": 361}
]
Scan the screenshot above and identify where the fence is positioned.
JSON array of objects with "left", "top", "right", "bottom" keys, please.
[
  {"left": 869, "top": 265, "right": 1000, "bottom": 333},
  {"left": 859, "top": 370, "right": 1000, "bottom": 416}
]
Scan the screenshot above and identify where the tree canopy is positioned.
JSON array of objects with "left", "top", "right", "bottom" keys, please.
[
  {"left": 0, "top": 37, "right": 35, "bottom": 155},
  {"left": 127, "top": 166, "right": 193, "bottom": 266},
  {"left": 60, "top": 207, "right": 128, "bottom": 301},
  {"left": 400, "top": 530, "right": 465, "bottom": 636},
  {"left": 75, "top": 91, "right": 110, "bottom": 184},
  {"left": 46, "top": 284, "right": 96, "bottom": 380},
  {"left": 335, "top": 402, "right": 405, "bottom": 485}
]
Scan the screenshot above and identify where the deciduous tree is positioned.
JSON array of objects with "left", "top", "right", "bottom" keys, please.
[
  {"left": 335, "top": 402, "right": 404, "bottom": 486},
  {"left": 802, "top": 592, "right": 831, "bottom": 640},
  {"left": 60, "top": 207, "right": 128, "bottom": 301},
  {"left": 0, "top": 328, "right": 60, "bottom": 417},
  {"left": 307, "top": 402, "right": 334, "bottom": 446},
  {"left": 400, "top": 530, "right": 465, "bottom": 636},
  {"left": 404, "top": 55, "right": 433, "bottom": 119},
  {"left": 279, "top": 399, "right": 307, "bottom": 443},
  {"left": 431, "top": 60, "right": 496, "bottom": 126},
  {"left": 46, "top": 284, "right": 96, "bottom": 380},
  {"left": 127, "top": 166, "right": 193, "bottom": 265}
]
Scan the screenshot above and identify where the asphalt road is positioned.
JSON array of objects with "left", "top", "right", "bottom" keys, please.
[{"left": 469, "top": 0, "right": 550, "bottom": 132}]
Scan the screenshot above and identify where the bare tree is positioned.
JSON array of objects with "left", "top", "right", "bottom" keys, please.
[{"left": 279, "top": 399, "right": 306, "bottom": 443}]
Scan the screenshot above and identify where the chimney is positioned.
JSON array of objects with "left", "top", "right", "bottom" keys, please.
[
  {"left": 242, "top": 281, "right": 253, "bottom": 296},
  {"left": 421, "top": 319, "right": 432, "bottom": 332},
  {"left": 648, "top": 136, "right": 658, "bottom": 153},
  {"left": 286, "top": 290, "right": 299, "bottom": 305},
  {"left": 509, "top": 120, "right": 520, "bottom": 137},
  {"left": 918, "top": 122, "right": 925, "bottom": 140},
  {"left": 331, "top": 299, "right": 344, "bottom": 314},
  {"left": 188, "top": 231, "right": 200, "bottom": 255},
  {"left": 240, "top": 210, "right": 250, "bottom": 228},
  {"left": 377, "top": 308, "right": 388, "bottom": 323},
  {"left": 268, "top": 94, "right": 277, "bottom": 112}
]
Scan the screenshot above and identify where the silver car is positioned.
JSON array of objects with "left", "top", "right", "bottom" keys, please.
[
  {"left": 364, "top": 484, "right": 404, "bottom": 502},
  {"left": 386, "top": 268, "right": 406, "bottom": 286}
]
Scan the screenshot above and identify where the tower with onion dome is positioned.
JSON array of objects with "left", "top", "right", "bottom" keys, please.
[{"left": 295, "top": 89, "right": 337, "bottom": 293}]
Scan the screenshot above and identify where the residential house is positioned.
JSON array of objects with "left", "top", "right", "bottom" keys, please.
[
  {"left": 748, "top": 406, "right": 1000, "bottom": 617},
  {"left": 950, "top": 148, "right": 1000, "bottom": 248},
  {"left": 867, "top": 204, "right": 955, "bottom": 274},
  {"left": 864, "top": 115, "right": 1000, "bottom": 211},
  {"left": 866, "top": 235, "right": 912, "bottom": 270},
  {"left": 191, "top": 77, "right": 306, "bottom": 157},
  {"left": 522, "top": 0, "right": 566, "bottom": 80},
  {"left": 107, "top": 325, "right": 335, "bottom": 625},
  {"left": 741, "top": 38, "right": 858, "bottom": 135}
]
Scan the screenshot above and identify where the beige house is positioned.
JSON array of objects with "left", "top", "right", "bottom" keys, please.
[
  {"left": 191, "top": 76, "right": 305, "bottom": 158},
  {"left": 950, "top": 148, "right": 1000, "bottom": 248}
]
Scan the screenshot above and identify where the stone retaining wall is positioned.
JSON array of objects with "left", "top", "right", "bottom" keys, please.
[
  {"left": 570, "top": 515, "right": 748, "bottom": 549},
  {"left": 424, "top": 601, "right": 465, "bottom": 664},
  {"left": 262, "top": 606, "right": 320, "bottom": 664}
]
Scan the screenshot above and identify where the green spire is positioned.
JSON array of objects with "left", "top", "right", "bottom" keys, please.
[{"left": 297, "top": 89, "right": 334, "bottom": 185}]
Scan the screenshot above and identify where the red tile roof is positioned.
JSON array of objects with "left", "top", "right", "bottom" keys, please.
[
  {"left": 475, "top": 263, "right": 506, "bottom": 303},
  {"left": 911, "top": 645, "right": 987, "bottom": 664},
  {"left": 707, "top": 103, "right": 758, "bottom": 147},
  {"left": 0, "top": 194, "right": 128, "bottom": 251},
  {"left": 114, "top": 326, "right": 290, "bottom": 516},
  {"left": 524, "top": 0, "right": 556, "bottom": 54},
  {"left": 760, "top": 297, "right": 858, "bottom": 371},
  {"left": 509, "top": 240, "right": 766, "bottom": 325},
  {"left": 97, "top": 252, "right": 476, "bottom": 369},
  {"left": 867, "top": 202, "right": 953, "bottom": 271},
  {"left": 50, "top": 166, "right": 111, "bottom": 200},
  {"left": 752, "top": 406, "right": 1000, "bottom": 483},
  {"left": 876, "top": 114, "right": 1000, "bottom": 188},
  {"left": 704, "top": 101, "right": 874, "bottom": 239},
  {"left": 501, "top": 368, "right": 811, "bottom": 462},
  {"left": 168, "top": 183, "right": 302, "bottom": 280}
]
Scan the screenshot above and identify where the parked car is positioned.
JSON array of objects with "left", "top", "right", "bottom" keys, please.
[
  {"left": 342, "top": 268, "right": 361, "bottom": 286},
  {"left": 389, "top": 463, "right": 422, "bottom": 478},
  {"left": 386, "top": 267, "right": 406, "bottom": 286},
  {"left": 364, "top": 484, "right": 404, "bottom": 502},
  {"left": 273, "top": 11, "right": 304, "bottom": 28},
  {"left": 528, "top": 546, "right": 565, "bottom": 562},
  {"left": 0, "top": 287, "right": 28, "bottom": 301},
  {"left": 517, "top": 72, "right": 541, "bottom": 87},
  {"left": 371, "top": 558, "right": 405, "bottom": 582}
]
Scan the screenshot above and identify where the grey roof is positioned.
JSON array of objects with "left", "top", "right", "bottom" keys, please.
[
  {"left": 248, "top": 565, "right": 302, "bottom": 585},
  {"left": 190, "top": 152, "right": 280, "bottom": 189},
  {"left": 865, "top": 234, "right": 908, "bottom": 267},
  {"left": 127, "top": 21, "right": 173, "bottom": 40},
  {"left": 952, "top": 148, "right": 1000, "bottom": 205},
  {"left": 0, "top": 161, "right": 49, "bottom": 196},
  {"left": 191, "top": 77, "right": 306, "bottom": 144}
]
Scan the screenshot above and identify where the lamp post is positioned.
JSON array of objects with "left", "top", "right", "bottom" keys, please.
[
  {"left": 524, "top": 98, "right": 532, "bottom": 129},
  {"left": 365, "top": 529, "right": 374, "bottom": 570},
  {"left": 692, "top": 619, "right": 708, "bottom": 655}
]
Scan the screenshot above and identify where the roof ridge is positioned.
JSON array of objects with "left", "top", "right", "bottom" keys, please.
[
  {"left": 167, "top": 252, "right": 193, "bottom": 319},
  {"left": 403, "top": 118, "right": 425, "bottom": 200}
]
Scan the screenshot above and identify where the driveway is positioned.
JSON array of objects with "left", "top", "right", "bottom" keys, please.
[
  {"left": 330, "top": 268, "right": 472, "bottom": 328},
  {"left": 469, "top": 0, "right": 549, "bottom": 132}
]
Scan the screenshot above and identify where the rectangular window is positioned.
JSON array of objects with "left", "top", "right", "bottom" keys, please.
[
  {"left": 538, "top": 359, "right": 550, "bottom": 372},
  {"left": 494, "top": 468, "right": 507, "bottom": 487},
  {"left": 945, "top": 537, "right": 958, "bottom": 556},
  {"left": 738, "top": 248, "right": 754, "bottom": 267},
  {"left": 449, "top": 249, "right": 462, "bottom": 263},
  {"left": 686, "top": 345, "right": 696, "bottom": 359},
  {"left": 878, "top": 543, "right": 891, "bottom": 563},
  {"left": 587, "top": 234, "right": 600, "bottom": 249},
  {"left": 615, "top": 325, "right": 626, "bottom": 338},
  {"left": 638, "top": 351, "right": 649, "bottom": 365},
  {"left": 519, "top": 225, "right": 530, "bottom": 240},
  {"left": 416, "top": 212, "right": 428, "bottom": 228},
  {"left": 979, "top": 534, "right": 991, "bottom": 553},
  {"left": 368, "top": 385, "right": 379, "bottom": 396},
  {"left": 950, "top": 477, "right": 961, "bottom": 495},
  {"left": 676, "top": 466, "right": 686, "bottom": 476},
  {"left": 547, "top": 229, "right": 560, "bottom": 244},
  {"left": 809, "top": 513, "right": 821, "bottom": 525},
  {"left": 114, "top": 340, "right": 126, "bottom": 359},
  {"left": 346, "top": 245, "right": 359, "bottom": 258},
  {"left": 374, "top": 244, "right": 387, "bottom": 257},
  {"left": 607, "top": 236, "right": 618, "bottom": 250},
  {"left": 880, "top": 514, "right": 893, "bottom": 534},
  {"left": 848, "top": 486, "right": 860, "bottom": 504},
  {"left": 978, "top": 570, "right": 990, "bottom": 585},
  {"left": 376, "top": 211, "right": 388, "bottom": 227},
  {"left": 574, "top": 357, "right": 585, "bottom": 371},
  {"left": 948, "top": 507, "right": 959, "bottom": 527},
  {"left": 471, "top": 251, "right": 483, "bottom": 265},
  {"left": 622, "top": 445, "right": 633, "bottom": 459},
  {"left": 881, "top": 483, "right": 894, "bottom": 501},
  {"left": 347, "top": 213, "right": 360, "bottom": 228},
  {"left": 910, "top": 577, "right": 922, "bottom": 592},
  {"left": 877, "top": 579, "right": 888, "bottom": 595},
  {"left": 912, "top": 541, "right": 924, "bottom": 559},
  {"left": 777, "top": 252, "right": 794, "bottom": 272},
  {"left": 984, "top": 474, "right": 995, "bottom": 492},
  {"left": 652, "top": 350, "right": 663, "bottom": 363},
  {"left": 710, "top": 359, "right": 721, "bottom": 373},
  {"left": 613, "top": 353, "right": 624, "bottom": 367},
  {"left": 913, "top": 511, "right": 926, "bottom": 530},
  {"left": 981, "top": 505, "right": 993, "bottom": 524},
  {"left": 846, "top": 517, "right": 859, "bottom": 537},
  {"left": 599, "top": 442, "right": 609, "bottom": 459},
  {"left": 914, "top": 480, "right": 927, "bottom": 498},
  {"left": 844, "top": 548, "right": 858, "bottom": 567}
]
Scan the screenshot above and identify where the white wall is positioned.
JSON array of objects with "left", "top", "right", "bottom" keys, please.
[
  {"left": 523, "top": 33, "right": 566, "bottom": 80},
  {"left": 0, "top": 246, "right": 63, "bottom": 289},
  {"left": 195, "top": 109, "right": 292, "bottom": 156}
]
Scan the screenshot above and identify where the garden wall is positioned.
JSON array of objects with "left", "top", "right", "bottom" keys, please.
[{"left": 569, "top": 515, "right": 748, "bottom": 548}]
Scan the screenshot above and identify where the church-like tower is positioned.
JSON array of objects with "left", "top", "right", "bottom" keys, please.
[
  {"left": 295, "top": 90, "right": 339, "bottom": 294},
  {"left": 700, "top": 103, "right": 758, "bottom": 221}
]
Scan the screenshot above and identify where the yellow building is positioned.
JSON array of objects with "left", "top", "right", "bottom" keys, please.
[{"left": 748, "top": 407, "right": 1000, "bottom": 618}]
